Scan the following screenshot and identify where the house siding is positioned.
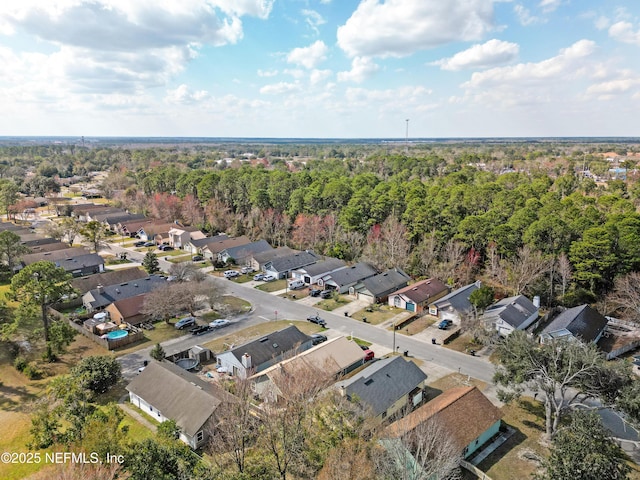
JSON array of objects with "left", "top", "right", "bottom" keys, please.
[{"left": 464, "top": 419, "right": 501, "bottom": 458}]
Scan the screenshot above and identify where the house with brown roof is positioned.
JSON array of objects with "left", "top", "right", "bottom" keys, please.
[
  {"left": 388, "top": 278, "right": 449, "bottom": 313},
  {"left": 386, "top": 386, "right": 503, "bottom": 460},
  {"left": 249, "top": 336, "right": 366, "bottom": 401},
  {"left": 137, "top": 222, "right": 176, "bottom": 243},
  {"left": 118, "top": 218, "right": 157, "bottom": 237},
  {"left": 126, "top": 361, "right": 236, "bottom": 449},
  {"left": 200, "top": 236, "right": 251, "bottom": 261},
  {"left": 105, "top": 293, "right": 148, "bottom": 325}
]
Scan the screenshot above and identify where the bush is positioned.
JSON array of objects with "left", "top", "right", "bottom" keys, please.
[
  {"left": 23, "top": 362, "right": 42, "bottom": 379},
  {"left": 14, "top": 355, "right": 27, "bottom": 372}
]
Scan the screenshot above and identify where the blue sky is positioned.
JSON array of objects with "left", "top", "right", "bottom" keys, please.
[{"left": 0, "top": 0, "right": 639, "bottom": 138}]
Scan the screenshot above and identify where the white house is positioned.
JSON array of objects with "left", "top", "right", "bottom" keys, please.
[
  {"left": 482, "top": 295, "right": 539, "bottom": 336},
  {"left": 428, "top": 281, "right": 480, "bottom": 324}
]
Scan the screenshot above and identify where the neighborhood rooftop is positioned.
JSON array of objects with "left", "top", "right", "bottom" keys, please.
[{"left": 228, "top": 325, "right": 311, "bottom": 367}]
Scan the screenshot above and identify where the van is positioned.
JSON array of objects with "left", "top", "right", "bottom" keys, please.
[
  {"left": 288, "top": 279, "right": 305, "bottom": 290},
  {"left": 175, "top": 316, "right": 196, "bottom": 329}
]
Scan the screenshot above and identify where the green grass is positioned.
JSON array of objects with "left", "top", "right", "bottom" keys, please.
[
  {"left": 314, "top": 295, "right": 353, "bottom": 311},
  {"left": 120, "top": 411, "right": 155, "bottom": 441},
  {"left": 349, "top": 305, "right": 399, "bottom": 325},
  {"left": 255, "top": 279, "right": 287, "bottom": 292},
  {"left": 0, "top": 283, "right": 19, "bottom": 308},
  {"left": 112, "top": 322, "right": 185, "bottom": 356}
]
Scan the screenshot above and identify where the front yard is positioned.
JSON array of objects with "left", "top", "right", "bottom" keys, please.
[{"left": 349, "top": 304, "right": 401, "bottom": 325}]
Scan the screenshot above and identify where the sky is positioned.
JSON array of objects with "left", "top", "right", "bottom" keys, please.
[{"left": 0, "top": 0, "right": 639, "bottom": 139}]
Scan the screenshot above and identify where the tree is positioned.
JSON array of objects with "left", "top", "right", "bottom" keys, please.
[
  {"left": 0, "top": 179, "right": 19, "bottom": 219},
  {"left": 142, "top": 282, "right": 221, "bottom": 322},
  {"left": 59, "top": 216, "right": 83, "bottom": 247},
  {"left": 361, "top": 216, "right": 411, "bottom": 271},
  {"left": 124, "top": 437, "right": 202, "bottom": 480},
  {"left": 494, "top": 331, "right": 630, "bottom": 440},
  {"left": 142, "top": 250, "right": 160, "bottom": 274},
  {"left": 71, "top": 355, "right": 122, "bottom": 394},
  {"left": 469, "top": 285, "right": 494, "bottom": 312},
  {"left": 80, "top": 220, "right": 107, "bottom": 252},
  {"left": 535, "top": 410, "right": 630, "bottom": 480},
  {"left": 150, "top": 343, "right": 166, "bottom": 361},
  {"left": 0, "top": 230, "right": 30, "bottom": 273},
  {"left": 499, "top": 245, "right": 551, "bottom": 295},
  {"left": 47, "top": 319, "right": 77, "bottom": 356},
  {"left": 168, "top": 262, "right": 205, "bottom": 283},
  {"left": 605, "top": 272, "right": 640, "bottom": 324},
  {"left": 11, "top": 261, "right": 74, "bottom": 342},
  {"left": 158, "top": 419, "right": 180, "bottom": 441}
]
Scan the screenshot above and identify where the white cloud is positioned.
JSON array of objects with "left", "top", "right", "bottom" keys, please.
[
  {"left": 287, "top": 40, "right": 328, "bottom": 69},
  {"left": 609, "top": 21, "right": 640, "bottom": 46},
  {"left": 257, "top": 69, "right": 278, "bottom": 77},
  {"left": 539, "top": 0, "right": 561, "bottom": 14},
  {"left": 514, "top": 5, "right": 542, "bottom": 26},
  {"left": 432, "top": 39, "right": 519, "bottom": 71},
  {"left": 283, "top": 68, "right": 306, "bottom": 79},
  {"left": 165, "top": 84, "right": 210, "bottom": 104},
  {"left": 586, "top": 71, "right": 640, "bottom": 100},
  {"left": 594, "top": 16, "right": 610, "bottom": 30},
  {"left": 337, "top": 57, "right": 380, "bottom": 83},
  {"left": 302, "top": 9, "right": 326, "bottom": 35},
  {"left": 337, "top": 0, "right": 495, "bottom": 58},
  {"left": 210, "top": 0, "right": 275, "bottom": 20},
  {"left": 259, "top": 82, "right": 301, "bottom": 95},
  {"left": 310, "top": 69, "right": 332, "bottom": 85}
]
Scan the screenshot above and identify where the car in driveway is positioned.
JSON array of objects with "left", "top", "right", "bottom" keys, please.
[
  {"left": 253, "top": 273, "right": 265, "bottom": 281},
  {"left": 192, "top": 255, "right": 204, "bottom": 262},
  {"left": 175, "top": 316, "right": 196, "bottom": 329},
  {"left": 190, "top": 324, "right": 212, "bottom": 335},
  {"left": 240, "top": 266, "right": 254, "bottom": 274},
  {"left": 134, "top": 240, "right": 146, "bottom": 247},
  {"left": 263, "top": 274, "right": 277, "bottom": 282},
  {"left": 209, "top": 319, "right": 231, "bottom": 329},
  {"left": 143, "top": 241, "right": 156, "bottom": 247},
  {"left": 311, "top": 333, "right": 328, "bottom": 345},
  {"left": 309, "top": 289, "right": 321, "bottom": 297},
  {"left": 307, "top": 314, "right": 326, "bottom": 327},
  {"left": 320, "top": 290, "right": 333, "bottom": 299},
  {"left": 224, "top": 270, "right": 240, "bottom": 279},
  {"left": 438, "top": 319, "right": 453, "bottom": 330},
  {"left": 158, "top": 245, "right": 174, "bottom": 251}
]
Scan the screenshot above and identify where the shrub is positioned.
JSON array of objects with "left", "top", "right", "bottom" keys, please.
[
  {"left": 14, "top": 355, "right": 27, "bottom": 372},
  {"left": 23, "top": 362, "right": 42, "bottom": 379}
]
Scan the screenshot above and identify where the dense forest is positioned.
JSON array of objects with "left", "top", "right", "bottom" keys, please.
[{"left": 2, "top": 140, "right": 640, "bottom": 314}]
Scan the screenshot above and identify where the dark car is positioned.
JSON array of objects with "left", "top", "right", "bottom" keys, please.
[
  {"left": 438, "top": 319, "right": 453, "bottom": 330},
  {"left": 134, "top": 240, "right": 146, "bottom": 247},
  {"left": 307, "top": 314, "right": 326, "bottom": 327},
  {"left": 190, "top": 325, "right": 212, "bottom": 335},
  {"left": 192, "top": 255, "right": 204, "bottom": 262},
  {"left": 311, "top": 333, "right": 328, "bottom": 345},
  {"left": 143, "top": 241, "right": 156, "bottom": 247},
  {"left": 159, "top": 245, "right": 174, "bottom": 251},
  {"left": 309, "top": 289, "right": 321, "bottom": 297},
  {"left": 320, "top": 290, "right": 333, "bottom": 299}
]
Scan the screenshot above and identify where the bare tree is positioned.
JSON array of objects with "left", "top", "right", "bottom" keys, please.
[
  {"left": 556, "top": 251, "right": 573, "bottom": 299},
  {"left": 412, "top": 231, "right": 440, "bottom": 277},
  {"left": 376, "top": 414, "right": 462, "bottom": 480},
  {"left": 168, "top": 262, "right": 206, "bottom": 283},
  {"left": 319, "top": 438, "right": 376, "bottom": 480},
  {"left": 499, "top": 245, "right": 552, "bottom": 295},
  {"left": 141, "top": 282, "right": 223, "bottom": 322},
  {"left": 362, "top": 216, "right": 411, "bottom": 270},
  {"left": 606, "top": 272, "right": 640, "bottom": 323}
]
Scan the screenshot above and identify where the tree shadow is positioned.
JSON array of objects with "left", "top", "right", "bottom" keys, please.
[
  {"left": 0, "top": 383, "right": 37, "bottom": 412},
  {"left": 518, "top": 398, "right": 546, "bottom": 420},
  {"left": 476, "top": 424, "right": 527, "bottom": 471},
  {"left": 423, "top": 385, "right": 442, "bottom": 401}
]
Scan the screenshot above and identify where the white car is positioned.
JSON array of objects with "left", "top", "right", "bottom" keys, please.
[
  {"left": 209, "top": 319, "right": 231, "bottom": 329},
  {"left": 223, "top": 270, "right": 240, "bottom": 279},
  {"left": 263, "top": 274, "right": 277, "bottom": 282}
]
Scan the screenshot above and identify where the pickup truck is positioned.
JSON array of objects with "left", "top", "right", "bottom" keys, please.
[{"left": 307, "top": 314, "right": 326, "bottom": 327}]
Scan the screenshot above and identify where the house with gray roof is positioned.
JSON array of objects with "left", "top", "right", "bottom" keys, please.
[
  {"left": 335, "top": 356, "right": 428, "bottom": 424},
  {"left": 96, "top": 212, "right": 147, "bottom": 230},
  {"left": 539, "top": 304, "right": 608, "bottom": 344},
  {"left": 250, "top": 246, "right": 298, "bottom": 272},
  {"left": 323, "top": 262, "right": 378, "bottom": 294},
  {"left": 264, "top": 251, "right": 319, "bottom": 279},
  {"left": 21, "top": 247, "right": 91, "bottom": 267},
  {"left": 357, "top": 268, "right": 411, "bottom": 304},
  {"left": 126, "top": 361, "right": 235, "bottom": 449},
  {"left": 291, "top": 258, "right": 346, "bottom": 286},
  {"left": 82, "top": 275, "right": 166, "bottom": 312},
  {"left": 28, "top": 241, "right": 69, "bottom": 254},
  {"left": 183, "top": 233, "right": 229, "bottom": 255},
  {"left": 19, "top": 235, "right": 60, "bottom": 247},
  {"left": 55, "top": 253, "right": 105, "bottom": 277},
  {"left": 70, "top": 267, "right": 148, "bottom": 295},
  {"left": 215, "top": 325, "right": 313, "bottom": 379},
  {"left": 200, "top": 236, "right": 251, "bottom": 260},
  {"left": 483, "top": 295, "right": 539, "bottom": 336},
  {"left": 219, "top": 239, "right": 272, "bottom": 265},
  {"left": 429, "top": 281, "right": 481, "bottom": 324}
]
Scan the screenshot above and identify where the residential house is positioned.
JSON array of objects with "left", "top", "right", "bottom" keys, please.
[
  {"left": 200, "top": 236, "right": 251, "bottom": 261},
  {"left": 335, "top": 356, "right": 428, "bottom": 424},
  {"left": 428, "top": 281, "right": 481, "bottom": 324},
  {"left": 323, "top": 262, "right": 378, "bottom": 294},
  {"left": 249, "top": 336, "right": 366, "bottom": 401},
  {"left": 28, "top": 241, "right": 70, "bottom": 254},
  {"left": 18, "top": 234, "right": 60, "bottom": 247},
  {"left": 95, "top": 212, "right": 146, "bottom": 231},
  {"left": 219, "top": 239, "right": 272, "bottom": 266},
  {"left": 70, "top": 267, "right": 148, "bottom": 295},
  {"left": 85, "top": 207, "right": 126, "bottom": 222},
  {"left": 105, "top": 293, "right": 149, "bottom": 325},
  {"left": 82, "top": 275, "right": 166, "bottom": 312},
  {"left": 183, "top": 234, "right": 229, "bottom": 255},
  {"left": 126, "top": 361, "right": 235, "bottom": 449},
  {"left": 71, "top": 204, "right": 113, "bottom": 222},
  {"left": 21, "top": 247, "right": 91, "bottom": 267},
  {"left": 54, "top": 253, "right": 105, "bottom": 277},
  {"left": 215, "top": 325, "right": 313, "bottom": 379},
  {"left": 118, "top": 218, "right": 157, "bottom": 237},
  {"left": 290, "top": 258, "right": 346, "bottom": 286},
  {"left": 356, "top": 268, "right": 412, "bottom": 304},
  {"left": 483, "top": 295, "right": 539, "bottom": 336},
  {"left": 385, "top": 386, "right": 503, "bottom": 460},
  {"left": 264, "top": 251, "right": 319, "bottom": 280},
  {"left": 250, "top": 246, "right": 298, "bottom": 273},
  {"left": 136, "top": 222, "right": 175, "bottom": 243},
  {"left": 167, "top": 226, "right": 207, "bottom": 249},
  {"left": 539, "top": 304, "right": 608, "bottom": 344},
  {"left": 388, "top": 278, "right": 449, "bottom": 313}
]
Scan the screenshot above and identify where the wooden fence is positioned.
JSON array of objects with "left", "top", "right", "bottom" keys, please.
[
  {"left": 460, "top": 459, "right": 494, "bottom": 480},
  {"left": 65, "top": 315, "right": 144, "bottom": 351}
]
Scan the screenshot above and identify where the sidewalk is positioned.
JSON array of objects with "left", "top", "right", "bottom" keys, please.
[{"left": 117, "top": 394, "right": 158, "bottom": 432}]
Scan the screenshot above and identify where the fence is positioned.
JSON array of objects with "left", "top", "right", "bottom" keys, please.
[
  {"left": 64, "top": 314, "right": 144, "bottom": 351},
  {"left": 460, "top": 459, "right": 494, "bottom": 480}
]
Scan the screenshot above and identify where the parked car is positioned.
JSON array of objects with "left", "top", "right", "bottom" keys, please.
[
  {"left": 288, "top": 279, "right": 305, "bottom": 290},
  {"left": 253, "top": 273, "right": 265, "bottom": 281},
  {"left": 224, "top": 270, "right": 240, "bottom": 279},
  {"left": 320, "top": 290, "right": 333, "bottom": 299},
  {"left": 363, "top": 349, "right": 375, "bottom": 362},
  {"left": 438, "top": 319, "right": 453, "bottom": 330},
  {"left": 240, "top": 266, "right": 254, "bottom": 274},
  {"left": 192, "top": 255, "right": 204, "bottom": 262},
  {"left": 309, "top": 289, "right": 322, "bottom": 297},
  {"left": 307, "top": 314, "right": 326, "bottom": 327},
  {"left": 143, "top": 241, "right": 156, "bottom": 247},
  {"left": 263, "top": 274, "right": 277, "bottom": 282},
  {"left": 311, "top": 333, "right": 328, "bottom": 345},
  {"left": 134, "top": 240, "right": 146, "bottom": 247},
  {"left": 159, "top": 245, "right": 174, "bottom": 251},
  {"left": 175, "top": 316, "right": 196, "bottom": 329},
  {"left": 190, "top": 325, "right": 212, "bottom": 335},
  {"left": 209, "top": 319, "right": 231, "bottom": 329}
]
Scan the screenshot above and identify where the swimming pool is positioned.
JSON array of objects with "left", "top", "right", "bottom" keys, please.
[{"left": 106, "top": 330, "right": 129, "bottom": 340}]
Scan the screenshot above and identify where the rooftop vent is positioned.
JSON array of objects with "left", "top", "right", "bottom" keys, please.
[{"left": 364, "top": 379, "right": 373, "bottom": 386}]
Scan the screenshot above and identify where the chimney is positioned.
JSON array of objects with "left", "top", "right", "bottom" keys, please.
[
  {"left": 241, "top": 353, "right": 252, "bottom": 369},
  {"left": 339, "top": 385, "right": 346, "bottom": 397},
  {"left": 97, "top": 285, "right": 104, "bottom": 294},
  {"left": 533, "top": 296, "right": 541, "bottom": 308}
]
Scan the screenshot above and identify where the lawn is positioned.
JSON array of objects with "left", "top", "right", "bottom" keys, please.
[
  {"left": 443, "top": 331, "right": 484, "bottom": 354},
  {"left": 313, "top": 295, "right": 352, "bottom": 312},
  {"left": 112, "top": 322, "right": 186, "bottom": 356},
  {"left": 349, "top": 305, "right": 399, "bottom": 325},
  {"left": 201, "top": 320, "right": 323, "bottom": 353},
  {"left": 0, "top": 282, "right": 19, "bottom": 308},
  {"left": 255, "top": 279, "right": 287, "bottom": 293},
  {"left": 395, "top": 316, "right": 436, "bottom": 336}
]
